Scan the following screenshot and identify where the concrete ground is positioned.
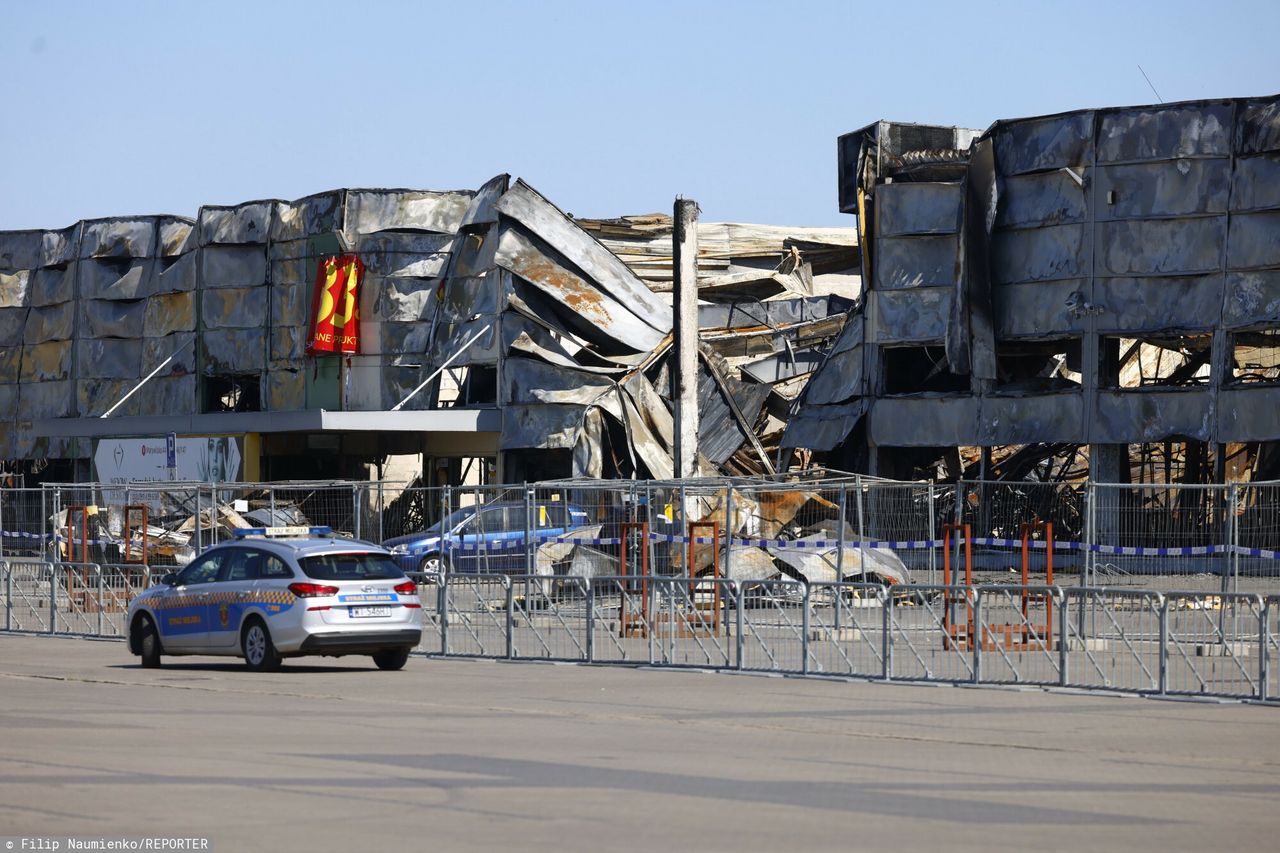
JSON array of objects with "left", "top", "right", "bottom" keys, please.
[{"left": 0, "top": 635, "right": 1277, "bottom": 852}]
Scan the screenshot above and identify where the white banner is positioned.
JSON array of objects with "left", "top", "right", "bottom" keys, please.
[{"left": 94, "top": 436, "right": 243, "bottom": 488}]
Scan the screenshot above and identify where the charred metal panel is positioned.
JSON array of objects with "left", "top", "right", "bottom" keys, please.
[
  {"left": 267, "top": 362, "right": 306, "bottom": 411},
  {"left": 868, "top": 396, "right": 980, "bottom": 447},
  {"left": 199, "top": 246, "right": 268, "bottom": 288},
  {"left": 0, "top": 270, "right": 30, "bottom": 307},
  {"left": 1223, "top": 271, "right": 1280, "bottom": 327},
  {"left": 142, "top": 375, "right": 196, "bottom": 416},
  {"left": 996, "top": 170, "right": 1088, "bottom": 229},
  {"left": 1219, "top": 386, "right": 1280, "bottom": 441},
  {"left": 1093, "top": 390, "right": 1214, "bottom": 443},
  {"left": 991, "top": 224, "right": 1085, "bottom": 283},
  {"left": 143, "top": 291, "right": 196, "bottom": 337},
  {"left": 1095, "top": 160, "right": 1230, "bottom": 220},
  {"left": 1227, "top": 211, "right": 1280, "bottom": 269},
  {"left": 22, "top": 381, "right": 75, "bottom": 419},
  {"left": 78, "top": 379, "right": 134, "bottom": 417},
  {"left": 801, "top": 319, "right": 863, "bottom": 405},
  {"left": 77, "top": 338, "right": 141, "bottom": 380},
  {"left": 1231, "top": 154, "right": 1280, "bottom": 211},
  {"left": 201, "top": 287, "right": 268, "bottom": 329},
  {"left": 992, "top": 112, "right": 1093, "bottom": 175},
  {"left": 158, "top": 218, "right": 194, "bottom": 256},
  {"left": 502, "top": 404, "right": 588, "bottom": 450},
  {"left": 198, "top": 202, "right": 274, "bottom": 246},
  {"left": 344, "top": 190, "right": 472, "bottom": 238},
  {"left": 698, "top": 295, "right": 854, "bottom": 330},
  {"left": 1097, "top": 103, "right": 1232, "bottom": 162},
  {"left": 201, "top": 329, "right": 265, "bottom": 374},
  {"left": 501, "top": 357, "right": 614, "bottom": 406},
  {"left": 41, "top": 225, "right": 80, "bottom": 268},
  {"left": 356, "top": 232, "right": 453, "bottom": 278},
  {"left": 270, "top": 327, "right": 305, "bottom": 361},
  {"left": 30, "top": 266, "right": 75, "bottom": 306},
  {"left": 697, "top": 365, "right": 770, "bottom": 466},
  {"left": 0, "top": 344, "right": 20, "bottom": 382},
  {"left": 270, "top": 191, "right": 343, "bottom": 242},
  {"left": 269, "top": 282, "right": 307, "bottom": 327},
  {"left": 376, "top": 321, "right": 434, "bottom": 357},
  {"left": 0, "top": 307, "right": 28, "bottom": 343},
  {"left": 461, "top": 174, "right": 510, "bottom": 229},
  {"left": 78, "top": 258, "right": 156, "bottom": 300},
  {"left": 874, "top": 235, "right": 957, "bottom": 289},
  {"left": 1095, "top": 276, "right": 1223, "bottom": 332},
  {"left": 993, "top": 281, "right": 1087, "bottom": 338},
  {"left": 370, "top": 275, "right": 439, "bottom": 323},
  {"left": 1100, "top": 218, "right": 1223, "bottom": 276},
  {"left": 437, "top": 273, "right": 500, "bottom": 323},
  {"left": 0, "top": 231, "right": 42, "bottom": 270},
  {"left": 24, "top": 303, "right": 74, "bottom": 344},
  {"left": 739, "top": 349, "right": 827, "bottom": 385},
  {"left": 870, "top": 288, "right": 950, "bottom": 342},
  {"left": 141, "top": 334, "right": 195, "bottom": 376},
  {"left": 81, "top": 299, "right": 146, "bottom": 339},
  {"left": 19, "top": 341, "right": 70, "bottom": 382},
  {"left": 155, "top": 251, "right": 196, "bottom": 294},
  {"left": 875, "top": 183, "right": 962, "bottom": 236},
  {"left": 495, "top": 180, "right": 671, "bottom": 333},
  {"left": 80, "top": 219, "right": 155, "bottom": 259},
  {"left": 978, "top": 393, "right": 1083, "bottom": 444},
  {"left": 1237, "top": 98, "right": 1280, "bottom": 154}
]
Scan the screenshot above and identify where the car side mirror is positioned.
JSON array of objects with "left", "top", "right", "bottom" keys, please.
[{"left": 161, "top": 573, "right": 178, "bottom": 586}]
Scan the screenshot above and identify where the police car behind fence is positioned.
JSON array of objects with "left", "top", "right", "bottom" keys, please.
[{"left": 127, "top": 527, "right": 423, "bottom": 671}]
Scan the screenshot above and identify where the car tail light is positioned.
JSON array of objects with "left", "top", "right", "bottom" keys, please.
[
  {"left": 394, "top": 580, "right": 418, "bottom": 595},
  {"left": 289, "top": 582, "right": 339, "bottom": 598}
]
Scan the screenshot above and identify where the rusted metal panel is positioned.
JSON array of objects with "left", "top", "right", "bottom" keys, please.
[
  {"left": 201, "top": 287, "right": 268, "bottom": 330},
  {"left": 1227, "top": 211, "right": 1280, "bottom": 269},
  {"left": 198, "top": 202, "right": 275, "bottom": 246},
  {"left": 495, "top": 180, "right": 671, "bottom": 333},
  {"left": 1223, "top": 270, "right": 1280, "bottom": 327},
  {"left": 344, "top": 189, "right": 473, "bottom": 238},
  {"left": 869, "top": 396, "right": 979, "bottom": 447},
  {"left": 81, "top": 298, "right": 146, "bottom": 339},
  {"left": 993, "top": 112, "right": 1094, "bottom": 176},
  {"left": 494, "top": 225, "right": 666, "bottom": 353},
  {"left": 77, "top": 338, "right": 142, "bottom": 380},
  {"left": 1093, "top": 390, "right": 1214, "bottom": 443},
  {"left": 143, "top": 291, "right": 196, "bottom": 337},
  {"left": 0, "top": 343, "right": 21, "bottom": 382},
  {"left": 19, "top": 340, "right": 70, "bottom": 382},
  {"left": 875, "top": 183, "right": 962, "bottom": 236},
  {"left": 1096, "top": 160, "right": 1230, "bottom": 220},
  {"left": 23, "top": 303, "right": 73, "bottom": 344},
  {"left": 870, "top": 288, "right": 950, "bottom": 342},
  {"left": 1095, "top": 276, "right": 1223, "bottom": 332},
  {"left": 1097, "top": 103, "right": 1233, "bottom": 162},
  {"left": 996, "top": 170, "right": 1089, "bottom": 229},
  {"left": 199, "top": 245, "right": 267, "bottom": 289},
  {"left": 991, "top": 224, "right": 1085, "bottom": 284},
  {"left": 978, "top": 393, "right": 1083, "bottom": 444},
  {"left": 874, "top": 235, "right": 957, "bottom": 289}
]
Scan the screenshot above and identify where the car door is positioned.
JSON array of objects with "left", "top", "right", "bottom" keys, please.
[
  {"left": 155, "top": 551, "right": 224, "bottom": 651},
  {"left": 205, "top": 547, "right": 263, "bottom": 651}
]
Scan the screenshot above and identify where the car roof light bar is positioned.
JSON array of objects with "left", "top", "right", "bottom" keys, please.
[{"left": 232, "top": 526, "right": 335, "bottom": 539}]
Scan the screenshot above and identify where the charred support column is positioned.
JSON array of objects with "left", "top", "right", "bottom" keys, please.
[{"left": 673, "top": 198, "right": 700, "bottom": 479}]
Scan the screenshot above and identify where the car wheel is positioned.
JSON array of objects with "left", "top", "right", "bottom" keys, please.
[
  {"left": 418, "top": 553, "right": 445, "bottom": 577},
  {"left": 135, "top": 614, "right": 162, "bottom": 668},
  {"left": 241, "top": 619, "right": 282, "bottom": 672},
  {"left": 372, "top": 647, "right": 411, "bottom": 671}
]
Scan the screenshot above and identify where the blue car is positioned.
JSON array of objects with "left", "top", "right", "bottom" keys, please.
[{"left": 382, "top": 502, "right": 591, "bottom": 577}]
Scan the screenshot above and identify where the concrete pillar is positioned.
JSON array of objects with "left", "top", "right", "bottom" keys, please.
[{"left": 673, "top": 198, "right": 699, "bottom": 479}]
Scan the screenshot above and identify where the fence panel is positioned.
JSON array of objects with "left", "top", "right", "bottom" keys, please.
[
  {"left": 1163, "top": 592, "right": 1263, "bottom": 700},
  {"left": 886, "top": 585, "right": 975, "bottom": 683},
  {"left": 510, "top": 575, "right": 590, "bottom": 662},
  {"left": 441, "top": 575, "right": 510, "bottom": 658},
  {"left": 738, "top": 579, "right": 809, "bottom": 674},
  {"left": 960, "top": 481, "right": 1085, "bottom": 587},
  {"left": 1235, "top": 483, "right": 1280, "bottom": 597},
  {"left": 1062, "top": 588, "right": 1163, "bottom": 693},
  {"left": 0, "top": 489, "right": 51, "bottom": 559},
  {"left": 1091, "top": 484, "right": 1229, "bottom": 592},
  {"left": 805, "top": 581, "right": 888, "bottom": 679},
  {"left": 1266, "top": 597, "right": 1279, "bottom": 703},
  {"left": 647, "top": 577, "right": 735, "bottom": 669},
  {"left": 3, "top": 560, "right": 54, "bottom": 633},
  {"left": 973, "top": 585, "right": 1063, "bottom": 687}
]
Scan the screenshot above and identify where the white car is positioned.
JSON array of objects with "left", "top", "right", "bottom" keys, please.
[{"left": 126, "top": 527, "right": 423, "bottom": 671}]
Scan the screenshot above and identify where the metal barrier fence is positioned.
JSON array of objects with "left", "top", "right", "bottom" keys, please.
[
  {"left": 9, "top": 558, "right": 1277, "bottom": 702},
  {"left": 3, "top": 478, "right": 1280, "bottom": 598}
]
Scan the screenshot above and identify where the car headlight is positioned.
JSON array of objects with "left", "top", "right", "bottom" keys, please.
[{"left": 389, "top": 544, "right": 409, "bottom": 555}]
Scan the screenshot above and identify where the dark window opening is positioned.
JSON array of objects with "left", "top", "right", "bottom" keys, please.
[
  {"left": 882, "top": 345, "right": 969, "bottom": 396},
  {"left": 461, "top": 365, "right": 497, "bottom": 406},
  {"left": 995, "top": 338, "right": 1082, "bottom": 393},
  {"left": 1099, "top": 335, "right": 1211, "bottom": 390},
  {"left": 1230, "top": 329, "right": 1280, "bottom": 386},
  {"left": 202, "top": 375, "right": 261, "bottom": 413}
]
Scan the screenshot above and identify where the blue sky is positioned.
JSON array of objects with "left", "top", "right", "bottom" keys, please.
[{"left": 3, "top": 0, "right": 1278, "bottom": 230}]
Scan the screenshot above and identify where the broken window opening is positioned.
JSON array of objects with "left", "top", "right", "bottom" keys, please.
[
  {"left": 1099, "top": 334, "right": 1212, "bottom": 390},
  {"left": 994, "top": 338, "right": 1082, "bottom": 394},
  {"left": 1129, "top": 440, "right": 1218, "bottom": 486},
  {"left": 202, "top": 374, "right": 261, "bottom": 413},
  {"left": 1229, "top": 329, "right": 1280, "bottom": 386},
  {"left": 461, "top": 365, "right": 497, "bottom": 406},
  {"left": 882, "top": 344, "right": 969, "bottom": 396}
]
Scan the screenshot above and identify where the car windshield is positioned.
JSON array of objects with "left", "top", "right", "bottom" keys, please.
[
  {"left": 300, "top": 552, "right": 405, "bottom": 581},
  {"left": 421, "top": 507, "right": 477, "bottom": 535}
]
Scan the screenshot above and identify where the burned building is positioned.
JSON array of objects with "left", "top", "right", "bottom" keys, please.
[
  {"left": 0, "top": 176, "right": 859, "bottom": 486},
  {"left": 786, "top": 94, "right": 1280, "bottom": 485}
]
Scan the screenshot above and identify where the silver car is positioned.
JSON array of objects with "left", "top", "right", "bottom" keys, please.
[{"left": 126, "top": 527, "right": 423, "bottom": 671}]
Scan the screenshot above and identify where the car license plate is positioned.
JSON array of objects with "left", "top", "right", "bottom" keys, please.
[{"left": 350, "top": 606, "right": 391, "bottom": 618}]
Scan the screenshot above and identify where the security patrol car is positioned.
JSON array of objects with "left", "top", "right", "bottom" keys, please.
[{"left": 126, "top": 527, "right": 423, "bottom": 671}]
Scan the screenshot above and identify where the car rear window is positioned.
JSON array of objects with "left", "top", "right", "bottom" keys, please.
[{"left": 300, "top": 552, "right": 405, "bottom": 581}]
